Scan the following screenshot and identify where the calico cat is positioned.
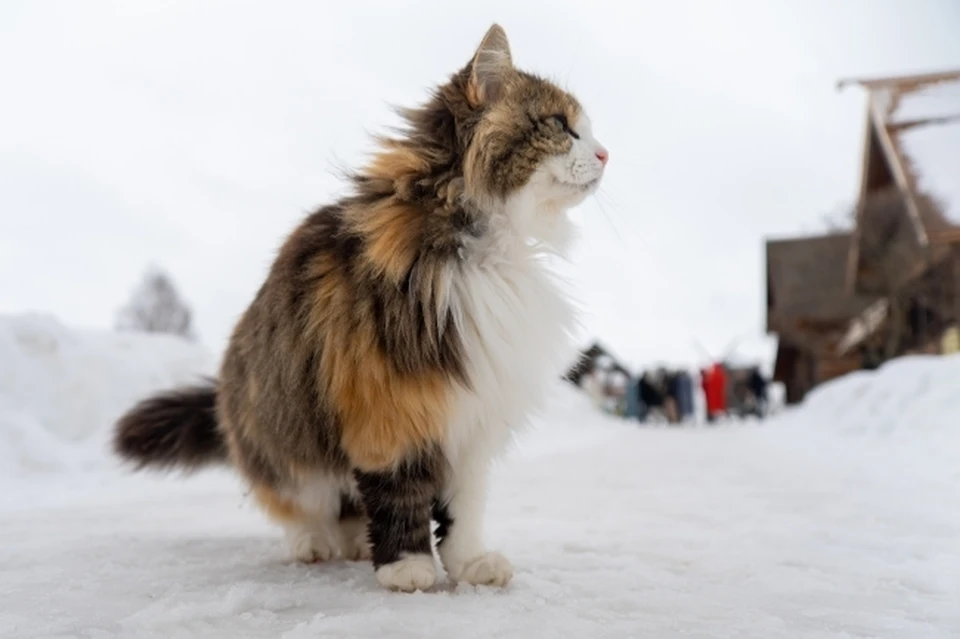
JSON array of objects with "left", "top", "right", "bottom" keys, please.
[{"left": 113, "top": 23, "right": 608, "bottom": 593}]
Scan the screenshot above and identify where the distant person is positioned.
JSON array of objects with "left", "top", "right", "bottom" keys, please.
[
  {"left": 638, "top": 373, "right": 662, "bottom": 423},
  {"left": 663, "top": 371, "right": 680, "bottom": 424},
  {"left": 622, "top": 375, "right": 641, "bottom": 421},
  {"left": 747, "top": 368, "right": 768, "bottom": 418},
  {"left": 702, "top": 363, "right": 727, "bottom": 423},
  {"left": 675, "top": 371, "right": 695, "bottom": 422}
]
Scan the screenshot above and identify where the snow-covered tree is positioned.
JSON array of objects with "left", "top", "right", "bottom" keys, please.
[{"left": 115, "top": 266, "right": 195, "bottom": 341}]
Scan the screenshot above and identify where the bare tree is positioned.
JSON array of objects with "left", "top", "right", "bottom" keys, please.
[
  {"left": 116, "top": 266, "right": 195, "bottom": 341},
  {"left": 821, "top": 200, "right": 856, "bottom": 234}
]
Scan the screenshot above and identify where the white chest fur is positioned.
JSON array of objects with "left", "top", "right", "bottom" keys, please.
[{"left": 443, "top": 231, "right": 578, "bottom": 466}]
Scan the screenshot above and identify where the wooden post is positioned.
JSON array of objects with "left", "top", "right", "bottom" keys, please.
[{"left": 954, "top": 247, "right": 960, "bottom": 337}]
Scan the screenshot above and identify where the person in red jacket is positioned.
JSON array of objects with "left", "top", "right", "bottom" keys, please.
[{"left": 702, "top": 363, "right": 727, "bottom": 423}]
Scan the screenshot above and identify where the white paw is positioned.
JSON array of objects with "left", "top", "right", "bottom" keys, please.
[
  {"left": 451, "top": 551, "right": 514, "bottom": 587},
  {"left": 288, "top": 530, "right": 338, "bottom": 563},
  {"left": 375, "top": 554, "right": 437, "bottom": 592}
]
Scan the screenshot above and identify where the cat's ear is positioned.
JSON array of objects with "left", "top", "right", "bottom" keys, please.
[{"left": 467, "top": 23, "right": 513, "bottom": 106}]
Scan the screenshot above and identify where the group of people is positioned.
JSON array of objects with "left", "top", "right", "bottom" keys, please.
[
  {"left": 624, "top": 368, "right": 695, "bottom": 423},
  {"left": 582, "top": 361, "right": 770, "bottom": 424}
]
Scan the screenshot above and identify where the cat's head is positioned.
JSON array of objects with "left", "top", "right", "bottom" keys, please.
[{"left": 460, "top": 24, "right": 608, "bottom": 223}]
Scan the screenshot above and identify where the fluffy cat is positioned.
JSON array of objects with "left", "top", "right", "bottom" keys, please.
[{"left": 113, "top": 23, "right": 608, "bottom": 593}]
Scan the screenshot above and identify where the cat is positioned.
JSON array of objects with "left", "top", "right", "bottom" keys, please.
[{"left": 113, "top": 23, "right": 608, "bottom": 593}]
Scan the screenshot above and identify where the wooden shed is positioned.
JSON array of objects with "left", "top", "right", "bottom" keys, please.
[
  {"left": 767, "top": 68, "right": 960, "bottom": 404},
  {"left": 766, "top": 233, "right": 876, "bottom": 404}
]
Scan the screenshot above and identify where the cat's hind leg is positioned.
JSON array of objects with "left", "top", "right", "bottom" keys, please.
[
  {"left": 252, "top": 476, "right": 342, "bottom": 563},
  {"left": 337, "top": 492, "right": 372, "bottom": 561}
]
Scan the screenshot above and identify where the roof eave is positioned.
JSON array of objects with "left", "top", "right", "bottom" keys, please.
[{"left": 837, "top": 68, "right": 960, "bottom": 92}]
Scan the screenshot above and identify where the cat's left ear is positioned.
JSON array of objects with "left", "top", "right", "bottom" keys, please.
[{"left": 467, "top": 23, "right": 513, "bottom": 106}]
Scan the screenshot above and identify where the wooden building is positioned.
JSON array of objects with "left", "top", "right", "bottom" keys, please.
[
  {"left": 767, "top": 68, "right": 960, "bottom": 404},
  {"left": 766, "top": 233, "right": 875, "bottom": 404}
]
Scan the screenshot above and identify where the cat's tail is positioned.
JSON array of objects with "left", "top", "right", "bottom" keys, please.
[{"left": 112, "top": 380, "right": 228, "bottom": 472}]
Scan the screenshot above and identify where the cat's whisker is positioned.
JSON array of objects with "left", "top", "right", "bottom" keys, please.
[
  {"left": 591, "top": 194, "right": 630, "bottom": 251},
  {"left": 594, "top": 187, "right": 653, "bottom": 254}
]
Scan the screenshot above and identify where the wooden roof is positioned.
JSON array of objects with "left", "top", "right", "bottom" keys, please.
[
  {"left": 840, "top": 69, "right": 960, "bottom": 290},
  {"left": 766, "top": 233, "right": 876, "bottom": 335},
  {"left": 564, "top": 341, "right": 631, "bottom": 385}
]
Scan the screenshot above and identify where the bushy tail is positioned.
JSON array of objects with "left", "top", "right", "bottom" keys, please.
[{"left": 113, "top": 380, "right": 228, "bottom": 472}]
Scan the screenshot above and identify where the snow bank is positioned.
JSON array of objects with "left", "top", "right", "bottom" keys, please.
[
  {"left": 782, "top": 354, "right": 960, "bottom": 437},
  {"left": 0, "top": 313, "right": 214, "bottom": 474},
  {"left": 769, "top": 353, "right": 960, "bottom": 477}
]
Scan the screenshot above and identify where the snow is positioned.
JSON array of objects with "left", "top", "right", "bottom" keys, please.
[
  {"left": 0, "top": 314, "right": 214, "bottom": 475},
  {"left": 1, "top": 315, "right": 958, "bottom": 638},
  {"left": 783, "top": 354, "right": 960, "bottom": 439}
]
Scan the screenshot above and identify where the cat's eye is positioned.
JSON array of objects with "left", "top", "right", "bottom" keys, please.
[{"left": 547, "top": 114, "right": 580, "bottom": 140}]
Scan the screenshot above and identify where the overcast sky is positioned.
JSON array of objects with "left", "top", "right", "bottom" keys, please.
[{"left": 2, "top": 0, "right": 959, "bottom": 373}]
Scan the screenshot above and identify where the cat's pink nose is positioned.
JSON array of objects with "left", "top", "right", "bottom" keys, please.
[{"left": 595, "top": 148, "right": 609, "bottom": 166}]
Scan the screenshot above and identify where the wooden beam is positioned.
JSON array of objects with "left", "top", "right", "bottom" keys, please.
[
  {"left": 931, "top": 229, "right": 960, "bottom": 245},
  {"left": 836, "top": 299, "right": 889, "bottom": 355},
  {"left": 867, "top": 95, "right": 929, "bottom": 248},
  {"left": 954, "top": 251, "right": 960, "bottom": 339},
  {"left": 888, "top": 112, "right": 960, "bottom": 132},
  {"left": 845, "top": 105, "right": 877, "bottom": 295},
  {"left": 837, "top": 68, "right": 960, "bottom": 92}
]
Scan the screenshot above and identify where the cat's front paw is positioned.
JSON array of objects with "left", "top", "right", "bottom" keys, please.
[
  {"left": 375, "top": 553, "right": 437, "bottom": 592},
  {"left": 449, "top": 551, "right": 514, "bottom": 587}
]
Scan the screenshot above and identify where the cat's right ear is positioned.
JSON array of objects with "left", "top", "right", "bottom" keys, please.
[{"left": 467, "top": 23, "right": 513, "bottom": 107}]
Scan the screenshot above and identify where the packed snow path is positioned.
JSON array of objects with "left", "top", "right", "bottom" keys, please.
[{"left": 2, "top": 418, "right": 956, "bottom": 639}]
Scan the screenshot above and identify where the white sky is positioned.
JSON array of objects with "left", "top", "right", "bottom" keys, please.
[{"left": 2, "top": 0, "right": 959, "bottom": 373}]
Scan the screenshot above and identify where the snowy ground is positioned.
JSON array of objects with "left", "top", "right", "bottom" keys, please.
[{"left": 1, "top": 316, "right": 958, "bottom": 638}]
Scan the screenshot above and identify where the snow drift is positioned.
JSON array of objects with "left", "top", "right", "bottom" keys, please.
[
  {"left": 767, "top": 354, "right": 960, "bottom": 480},
  {"left": 785, "top": 354, "right": 960, "bottom": 438},
  {"left": 775, "top": 352, "right": 960, "bottom": 451},
  {"left": 0, "top": 313, "right": 214, "bottom": 474}
]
